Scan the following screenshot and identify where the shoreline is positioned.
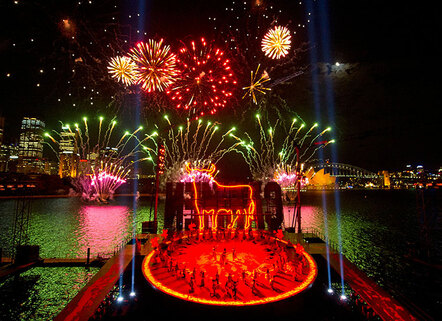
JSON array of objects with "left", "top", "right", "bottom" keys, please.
[
  {"left": 0, "top": 188, "right": 416, "bottom": 200},
  {"left": 0, "top": 193, "right": 164, "bottom": 199}
]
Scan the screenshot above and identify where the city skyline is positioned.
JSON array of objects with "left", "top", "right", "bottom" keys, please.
[{"left": 1, "top": 114, "right": 440, "bottom": 179}]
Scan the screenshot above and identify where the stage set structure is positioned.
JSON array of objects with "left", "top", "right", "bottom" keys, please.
[
  {"left": 159, "top": 163, "right": 286, "bottom": 232},
  {"left": 142, "top": 164, "right": 317, "bottom": 306}
]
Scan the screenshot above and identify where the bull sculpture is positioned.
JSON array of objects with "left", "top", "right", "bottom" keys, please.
[{"left": 185, "top": 163, "right": 256, "bottom": 230}]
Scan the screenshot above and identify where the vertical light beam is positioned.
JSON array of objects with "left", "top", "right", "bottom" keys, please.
[
  {"left": 306, "top": 0, "right": 333, "bottom": 291},
  {"left": 317, "top": 0, "right": 345, "bottom": 296}
]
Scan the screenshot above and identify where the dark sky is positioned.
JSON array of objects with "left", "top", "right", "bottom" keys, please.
[{"left": 0, "top": 0, "right": 440, "bottom": 173}]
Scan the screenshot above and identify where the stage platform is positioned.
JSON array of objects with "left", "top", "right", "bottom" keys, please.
[
  {"left": 55, "top": 230, "right": 419, "bottom": 321},
  {"left": 95, "top": 253, "right": 367, "bottom": 320},
  {"left": 142, "top": 230, "right": 317, "bottom": 306}
]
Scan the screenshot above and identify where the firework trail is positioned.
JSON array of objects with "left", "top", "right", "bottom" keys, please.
[
  {"left": 158, "top": 115, "right": 241, "bottom": 183},
  {"left": 231, "top": 113, "right": 334, "bottom": 185},
  {"left": 45, "top": 117, "right": 156, "bottom": 202},
  {"left": 242, "top": 64, "right": 271, "bottom": 104}
]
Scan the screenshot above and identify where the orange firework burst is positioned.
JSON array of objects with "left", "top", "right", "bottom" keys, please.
[
  {"left": 129, "top": 39, "right": 179, "bottom": 92},
  {"left": 166, "top": 38, "right": 237, "bottom": 117},
  {"left": 242, "top": 64, "right": 271, "bottom": 104},
  {"left": 107, "top": 56, "right": 137, "bottom": 86},
  {"left": 261, "top": 26, "right": 292, "bottom": 59}
]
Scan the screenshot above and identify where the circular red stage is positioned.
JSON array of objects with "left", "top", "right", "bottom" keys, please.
[{"left": 142, "top": 230, "right": 317, "bottom": 306}]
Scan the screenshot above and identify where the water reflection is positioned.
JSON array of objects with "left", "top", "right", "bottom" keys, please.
[
  {"left": 0, "top": 267, "right": 98, "bottom": 321},
  {"left": 76, "top": 205, "right": 132, "bottom": 257},
  {"left": 283, "top": 205, "right": 319, "bottom": 229}
]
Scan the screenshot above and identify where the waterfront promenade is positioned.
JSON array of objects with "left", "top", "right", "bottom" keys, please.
[{"left": 54, "top": 244, "right": 136, "bottom": 321}]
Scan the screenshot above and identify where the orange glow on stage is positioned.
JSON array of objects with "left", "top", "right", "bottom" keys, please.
[{"left": 142, "top": 232, "right": 317, "bottom": 306}]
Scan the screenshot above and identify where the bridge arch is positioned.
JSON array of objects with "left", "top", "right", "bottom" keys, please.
[{"left": 311, "top": 163, "right": 379, "bottom": 178}]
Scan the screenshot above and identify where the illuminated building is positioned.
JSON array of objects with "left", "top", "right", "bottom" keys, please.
[
  {"left": 45, "top": 160, "right": 59, "bottom": 175},
  {"left": 100, "top": 146, "right": 119, "bottom": 159},
  {"left": 0, "top": 143, "right": 19, "bottom": 172},
  {"left": 0, "top": 116, "right": 4, "bottom": 145},
  {"left": 58, "top": 127, "right": 79, "bottom": 178},
  {"left": 379, "top": 170, "right": 391, "bottom": 188},
  {"left": 304, "top": 168, "right": 336, "bottom": 187},
  {"left": 17, "top": 117, "right": 45, "bottom": 174},
  {"left": 0, "top": 117, "right": 20, "bottom": 172}
]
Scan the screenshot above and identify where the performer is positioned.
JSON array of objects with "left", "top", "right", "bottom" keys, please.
[
  {"left": 215, "top": 270, "right": 220, "bottom": 285},
  {"left": 221, "top": 248, "right": 227, "bottom": 265},
  {"left": 241, "top": 269, "right": 247, "bottom": 285},
  {"left": 181, "top": 265, "right": 186, "bottom": 279},
  {"left": 251, "top": 276, "right": 257, "bottom": 295},
  {"left": 211, "top": 278, "right": 217, "bottom": 297},
  {"left": 232, "top": 280, "right": 238, "bottom": 300},
  {"left": 224, "top": 278, "right": 232, "bottom": 298},
  {"left": 200, "top": 270, "right": 205, "bottom": 287},
  {"left": 212, "top": 246, "right": 217, "bottom": 260}
]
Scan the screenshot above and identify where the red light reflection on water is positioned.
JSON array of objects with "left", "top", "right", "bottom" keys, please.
[
  {"left": 76, "top": 205, "right": 131, "bottom": 257},
  {"left": 283, "top": 205, "right": 321, "bottom": 229}
]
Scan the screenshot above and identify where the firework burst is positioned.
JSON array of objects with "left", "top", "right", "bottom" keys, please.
[
  {"left": 129, "top": 39, "right": 179, "bottom": 92},
  {"left": 208, "top": 1, "right": 309, "bottom": 108},
  {"left": 242, "top": 64, "right": 271, "bottom": 104},
  {"left": 261, "top": 26, "right": 292, "bottom": 59},
  {"left": 45, "top": 117, "right": 155, "bottom": 202},
  {"left": 158, "top": 115, "right": 240, "bottom": 183},
  {"left": 273, "top": 164, "right": 308, "bottom": 189},
  {"left": 107, "top": 56, "right": 137, "bottom": 86},
  {"left": 166, "top": 38, "right": 237, "bottom": 117},
  {"left": 231, "top": 114, "right": 334, "bottom": 184}
]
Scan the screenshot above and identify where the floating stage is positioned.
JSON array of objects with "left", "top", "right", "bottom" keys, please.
[
  {"left": 53, "top": 229, "right": 421, "bottom": 321},
  {"left": 142, "top": 229, "right": 317, "bottom": 306}
]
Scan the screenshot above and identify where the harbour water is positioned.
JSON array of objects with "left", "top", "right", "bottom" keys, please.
[
  {"left": 0, "top": 190, "right": 440, "bottom": 319},
  {"left": 0, "top": 266, "right": 98, "bottom": 320}
]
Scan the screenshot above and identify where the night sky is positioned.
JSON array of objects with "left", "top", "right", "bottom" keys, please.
[{"left": 0, "top": 0, "right": 440, "bottom": 174}]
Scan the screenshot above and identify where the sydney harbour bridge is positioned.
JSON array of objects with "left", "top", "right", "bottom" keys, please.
[{"left": 311, "top": 162, "right": 380, "bottom": 179}]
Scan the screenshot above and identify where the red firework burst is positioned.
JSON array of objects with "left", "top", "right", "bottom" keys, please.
[{"left": 166, "top": 38, "right": 237, "bottom": 116}]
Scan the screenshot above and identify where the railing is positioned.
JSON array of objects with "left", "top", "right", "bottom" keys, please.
[
  {"left": 112, "top": 235, "right": 134, "bottom": 256},
  {"left": 301, "top": 226, "right": 341, "bottom": 254},
  {"left": 0, "top": 234, "right": 134, "bottom": 266}
]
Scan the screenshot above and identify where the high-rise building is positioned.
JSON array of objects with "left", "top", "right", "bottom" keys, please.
[
  {"left": 17, "top": 117, "right": 45, "bottom": 174},
  {"left": 0, "top": 116, "right": 4, "bottom": 146},
  {"left": 58, "top": 126, "right": 79, "bottom": 178},
  {"left": 0, "top": 143, "right": 19, "bottom": 172}
]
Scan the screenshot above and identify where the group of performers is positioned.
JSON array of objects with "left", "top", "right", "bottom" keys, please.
[{"left": 151, "top": 228, "right": 310, "bottom": 300}]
